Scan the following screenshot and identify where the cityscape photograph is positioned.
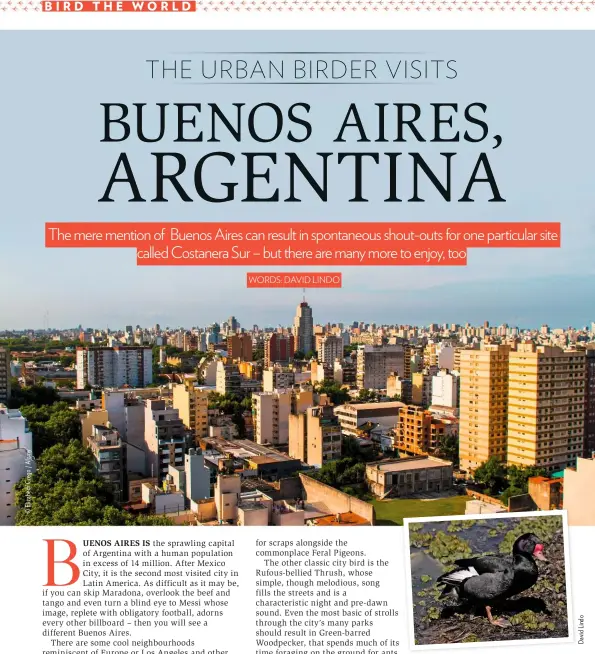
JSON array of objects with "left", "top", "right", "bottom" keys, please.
[{"left": 2, "top": 298, "right": 595, "bottom": 528}]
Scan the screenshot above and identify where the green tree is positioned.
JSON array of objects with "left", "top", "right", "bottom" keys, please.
[
  {"left": 208, "top": 391, "right": 250, "bottom": 437},
  {"left": 356, "top": 388, "right": 378, "bottom": 403},
  {"left": 497, "top": 464, "right": 547, "bottom": 504},
  {"left": 342, "top": 435, "right": 377, "bottom": 462},
  {"left": 14, "top": 441, "right": 114, "bottom": 525},
  {"left": 314, "top": 380, "right": 350, "bottom": 406},
  {"left": 19, "top": 402, "right": 82, "bottom": 456},
  {"left": 8, "top": 381, "right": 60, "bottom": 409},
  {"left": 507, "top": 464, "right": 547, "bottom": 491},
  {"left": 14, "top": 441, "right": 173, "bottom": 526},
  {"left": 311, "top": 456, "right": 368, "bottom": 489},
  {"left": 473, "top": 456, "right": 507, "bottom": 495},
  {"left": 499, "top": 485, "right": 525, "bottom": 506},
  {"left": 434, "top": 433, "right": 459, "bottom": 465},
  {"left": 0, "top": 337, "right": 45, "bottom": 352}
]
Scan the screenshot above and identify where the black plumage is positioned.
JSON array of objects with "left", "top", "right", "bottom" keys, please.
[{"left": 436, "top": 532, "right": 547, "bottom": 627}]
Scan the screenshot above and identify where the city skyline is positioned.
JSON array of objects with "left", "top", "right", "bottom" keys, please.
[{"left": 2, "top": 273, "right": 595, "bottom": 332}]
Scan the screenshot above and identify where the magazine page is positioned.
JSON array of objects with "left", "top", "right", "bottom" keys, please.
[{"left": 0, "top": 8, "right": 593, "bottom": 654}]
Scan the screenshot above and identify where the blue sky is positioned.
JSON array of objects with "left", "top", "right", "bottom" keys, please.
[{"left": 1, "top": 31, "right": 595, "bottom": 330}]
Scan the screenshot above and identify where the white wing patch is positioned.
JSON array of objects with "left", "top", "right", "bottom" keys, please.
[{"left": 442, "top": 567, "right": 479, "bottom": 583}]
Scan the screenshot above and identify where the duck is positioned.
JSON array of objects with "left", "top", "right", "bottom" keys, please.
[{"left": 436, "top": 532, "right": 548, "bottom": 627}]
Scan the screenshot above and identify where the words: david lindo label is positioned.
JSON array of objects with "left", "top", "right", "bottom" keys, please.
[{"left": 247, "top": 274, "right": 342, "bottom": 288}]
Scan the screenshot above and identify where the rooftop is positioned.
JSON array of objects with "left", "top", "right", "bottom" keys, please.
[
  {"left": 336, "top": 401, "right": 406, "bottom": 412},
  {"left": 249, "top": 455, "right": 283, "bottom": 465},
  {"left": 367, "top": 456, "right": 451, "bottom": 472},
  {"left": 238, "top": 489, "right": 273, "bottom": 510},
  {"left": 530, "top": 476, "right": 562, "bottom": 485},
  {"left": 241, "top": 478, "right": 280, "bottom": 494},
  {"left": 201, "top": 437, "right": 296, "bottom": 463},
  {"left": 0, "top": 406, "right": 24, "bottom": 418},
  {"left": 239, "top": 501, "right": 270, "bottom": 511}
]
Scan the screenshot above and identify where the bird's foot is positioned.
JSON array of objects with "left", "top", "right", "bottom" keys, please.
[
  {"left": 485, "top": 606, "right": 510, "bottom": 628},
  {"left": 490, "top": 618, "right": 511, "bottom": 628}
]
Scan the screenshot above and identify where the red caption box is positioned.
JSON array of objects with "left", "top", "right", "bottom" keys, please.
[{"left": 45, "top": 221, "right": 561, "bottom": 267}]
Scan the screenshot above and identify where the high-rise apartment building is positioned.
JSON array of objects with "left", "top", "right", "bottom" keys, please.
[
  {"left": 411, "top": 367, "right": 438, "bottom": 406},
  {"left": 291, "top": 389, "right": 315, "bottom": 417},
  {"left": 311, "top": 360, "right": 333, "bottom": 384},
  {"left": 252, "top": 390, "right": 293, "bottom": 445},
  {"left": 392, "top": 405, "right": 456, "bottom": 457},
  {"left": 0, "top": 348, "right": 11, "bottom": 404},
  {"left": 289, "top": 404, "right": 342, "bottom": 467},
  {"left": 264, "top": 333, "right": 295, "bottom": 368},
  {"left": 319, "top": 335, "right": 343, "bottom": 366},
  {"left": 181, "top": 448, "right": 211, "bottom": 501},
  {"left": 263, "top": 367, "right": 295, "bottom": 393},
  {"left": 183, "top": 332, "right": 199, "bottom": 352},
  {"left": 453, "top": 346, "right": 477, "bottom": 373},
  {"left": 458, "top": 344, "right": 510, "bottom": 472},
  {"left": 76, "top": 346, "right": 152, "bottom": 389},
  {"left": 87, "top": 424, "right": 125, "bottom": 503},
  {"left": 424, "top": 343, "right": 439, "bottom": 368},
  {"left": 216, "top": 361, "right": 242, "bottom": 396},
  {"left": 437, "top": 345, "right": 456, "bottom": 371},
  {"left": 144, "top": 399, "right": 187, "bottom": 481},
  {"left": 101, "top": 389, "right": 146, "bottom": 455},
  {"left": 227, "top": 334, "right": 253, "bottom": 362},
  {"left": 357, "top": 345, "right": 408, "bottom": 390},
  {"left": 173, "top": 380, "right": 210, "bottom": 443},
  {"left": 334, "top": 360, "right": 357, "bottom": 386},
  {"left": 227, "top": 316, "right": 239, "bottom": 333},
  {"left": 293, "top": 302, "right": 314, "bottom": 355},
  {"left": 507, "top": 344, "right": 585, "bottom": 471}
]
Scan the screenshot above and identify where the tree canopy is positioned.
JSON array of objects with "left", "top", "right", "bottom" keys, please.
[
  {"left": 14, "top": 441, "right": 171, "bottom": 526},
  {"left": 208, "top": 391, "right": 252, "bottom": 437},
  {"left": 314, "top": 380, "right": 350, "bottom": 406},
  {"left": 7, "top": 380, "right": 60, "bottom": 409},
  {"left": 472, "top": 456, "right": 508, "bottom": 494},
  {"left": 311, "top": 457, "right": 367, "bottom": 489},
  {"left": 434, "top": 433, "right": 459, "bottom": 465},
  {"left": 472, "top": 457, "right": 547, "bottom": 500},
  {"left": 19, "top": 402, "right": 82, "bottom": 457},
  {"left": 356, "top": 388, "right": 378, "bottom": 403}
]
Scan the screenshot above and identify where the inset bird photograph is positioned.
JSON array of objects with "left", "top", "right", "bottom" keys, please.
[{"left": 405, "top": 512, "right": 572, "bottom": 647}]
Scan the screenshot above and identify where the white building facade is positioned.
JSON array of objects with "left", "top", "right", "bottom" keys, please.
[
  {"left": 0, "top": 405, "right": 34, "bottom": 526},
  {"left": 77, "top": 346, "right": 153, "bottom": 389},
  {"left": 431, "top": 370, "right": 460, "bottom": 408}
]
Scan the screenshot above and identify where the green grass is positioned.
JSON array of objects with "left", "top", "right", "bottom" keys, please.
[{"left": 372, "top": 495, "right": 471, "bottom": 526}]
